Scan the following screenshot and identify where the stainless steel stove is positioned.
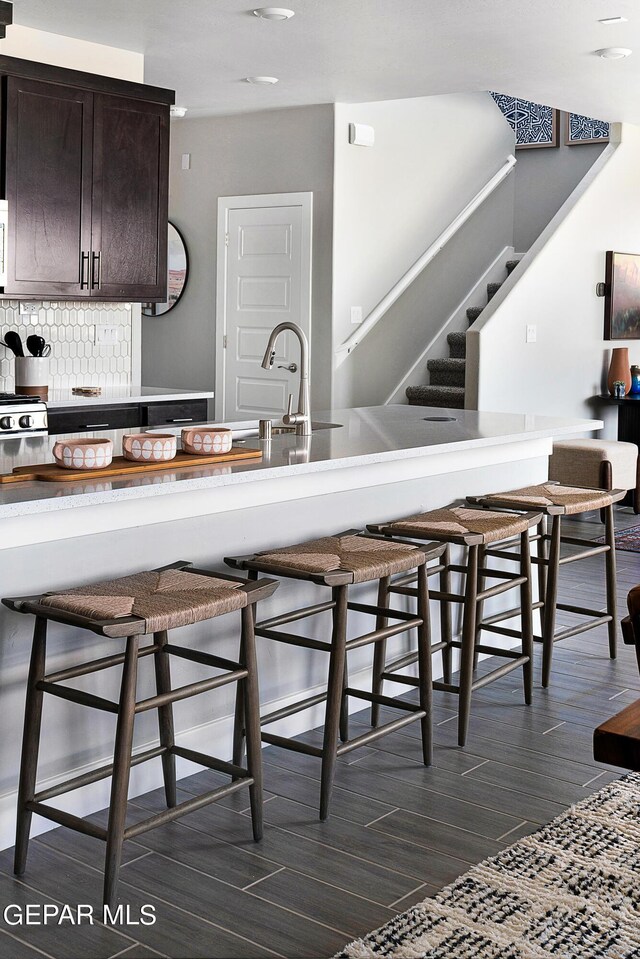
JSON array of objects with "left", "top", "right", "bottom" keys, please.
[{"left": 0, "top": 393, "right": 48, "bottom": 435}]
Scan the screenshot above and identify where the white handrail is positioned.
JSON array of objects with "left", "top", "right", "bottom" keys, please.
[{"left": 334, "top": 154, "right": 517, "bottom": 368}]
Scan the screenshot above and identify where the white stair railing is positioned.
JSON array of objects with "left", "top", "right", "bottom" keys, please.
[{"left": 334, "top": 153, "right": 517, "bottom": 368}]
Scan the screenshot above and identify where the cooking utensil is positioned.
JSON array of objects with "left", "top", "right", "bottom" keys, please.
[
  {"left": 41, "top": 344, "right": 51, "bottom": 357},
  {"left": 26, "top": 334, "right": 46, "bottom": 357},
  {"left": 3, "top": 331, "right": 24, "bottom": 356}
]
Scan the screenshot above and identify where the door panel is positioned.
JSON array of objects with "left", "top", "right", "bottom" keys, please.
[
  {"left": 5, "top": 77, "right": 93, "bottom": 296},
  {"left": 91, "top": 94, "right": 169, "bottom": 299},
  {"left": 223, "top": 202, "right": 310, "bottom": 420}
]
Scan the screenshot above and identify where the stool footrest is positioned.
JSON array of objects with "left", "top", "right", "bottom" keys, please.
[
  {"left": 135, "top": 669, "right": 248, "bottom": 713},
  {"left": 345, "top": 617, "right": 422, "bottom": 652},
  {"left": 34, "top": 745, "right": 167, "bottom": 803},
  {"left": 383, "top": 642, "right": 448, "bottom": 676},
  {"left": 381, "top": 671, "right": 418, "bottom": 687},
  {"left": 448, "top": 639, "right": 527, "bottom": 658},
  {"left": 37, "top": 680, "right": 118, "bottom": 713},
  {"left": 44, "top": 642, "right": 159, "bottom": 684},
  {"left": 164, "top": 643, "right": 243, "bottom": 673},
  {"left": 347, "top": 601, "right": 421, "bottom": 622},
  {"left": 257, "top": 599, "right": 335, "bottom": 630},
  {"left": 477, "top": 577, "right": 527, "bottom": 602},
  {"left": 552, "top": 616, "right": 612, "bottom": 642},
  {"left": 481, "top": 602, "right": 543, "bottom": 627},
  {"left": 480, "top": 623, "right": 525, "bottom": 640},
  {"left": 261, "top": 732, "right": 323, "bottom": 757},
  {"left": 261, "top": 691, "right": 327, "bottom": 726},
  {"left": 171, "top": 745, "right": 248, "bottom": 781},
  {"left": 336, "top": 711, "right": 426, "bottom": 755},
  {"left": 25, "top": 801, "right": 108, "bottom": 840},
  {"left": 124, "top": 778, "right": 253, "bottom": 841},
  {"left": 256, "top": 626, "right": 331, "bottom": 652},
  {"left": 344, "top": 687, "right": 423, "bottom": 713},
  {"left": 559, "top": 546, "right": 608, "bottom": 565},
  {"left": 556, "top": 602, "right": 608, "bottom": 618},
  {"left": 471, "top": 657, "right": 530, "bottom": 689}
]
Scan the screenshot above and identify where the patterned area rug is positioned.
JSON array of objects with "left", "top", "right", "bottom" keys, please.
[
  {"left": 600, "top": 524, "right": 640, "bottom": 553},
  {"left": 335, "top": 773, "right": 640, "bottom": 959}
]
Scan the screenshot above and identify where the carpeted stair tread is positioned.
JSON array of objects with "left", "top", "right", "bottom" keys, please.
[
  {"left": 506, "top": 258, "right": 521, "bottom": 275},
  {"left": 426, "top": 357, "right": 465, "bottom": 387},
  {"left": 447, "top": 331, "right": 466, "bottom": 358},
  {"left": 466, "top": 306, "right": 483, "bottom": 325},
  {"left": 406, "top": 385, "right": 465, "bottom": 409},
  {"left": 487, "top": 281, "right": 502, "bottom": 301}
]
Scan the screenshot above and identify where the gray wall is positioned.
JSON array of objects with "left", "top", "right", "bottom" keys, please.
[
  {"left": 513, "top": 113, "right": 607, "bottom": 252},
  {"left": 142, "top": 104, "right": 334, "bottom": 409}
]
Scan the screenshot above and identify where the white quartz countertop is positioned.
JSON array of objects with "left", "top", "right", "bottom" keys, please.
[
  {"left": 46, "top": 386, "right": 214, "bottom": 408},
  {"left": 0, "top": 405, "right": 602, "bottom": 520}
]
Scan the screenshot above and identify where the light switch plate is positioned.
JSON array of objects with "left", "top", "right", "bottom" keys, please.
[
  {"left": 526, "top": 324, "right": 537, "bottom": 343},
  {"left": 93, "top": 325, "right": 120, "bottom": 345},
  {"left": 351, "top": 306, "right": 363, "bottom": 325},
  {"left": 19, "top": 302, "right": 39, "bottom": 315}
]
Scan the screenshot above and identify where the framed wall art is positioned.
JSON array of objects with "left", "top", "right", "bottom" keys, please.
[
  {"left": 566, "top": 113, "right": 609, "bottom": 146},
  {"left": 604, "top": 251, "right": 640, "bottom": 340},
  {"left": 490, "top": 93, "right": 559, "bottom": 149}
]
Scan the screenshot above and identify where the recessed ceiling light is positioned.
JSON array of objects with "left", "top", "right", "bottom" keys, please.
[
  {"left": 595, "top": 46, "right": 632, "bottom": 59},
  {"left": 170, "top": 105, "right": 188, "bottom": 118},
  {"left": 252, "top": 7, "right": 295, "bottom": 20},
  {"left": 598, "top": 16, "right": 628, "bottom": 25},
  {"left": 244, "top": 76, "right": 279, "bottom": 84}
]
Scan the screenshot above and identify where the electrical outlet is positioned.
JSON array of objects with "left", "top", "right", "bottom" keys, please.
[
  {"left": 19, "top": 302, "right": 39, "bottom": 315},
  {"left": 93, "top": 325, "right": 120, "bottom": 345},
  {"left": 526, "top": 324, "right": 537, "bottom": 343},
  {"left": 350, "top": 306, "right": 363, "bottom": 325}
]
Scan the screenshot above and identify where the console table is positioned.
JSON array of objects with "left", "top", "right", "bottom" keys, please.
[{"left": 596, "top": 394, "right": 640, "bottom": 511}]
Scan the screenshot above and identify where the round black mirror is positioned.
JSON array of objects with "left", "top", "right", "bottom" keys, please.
[{"left": 142, "top": 222, "right": 188, "bottom": 316}]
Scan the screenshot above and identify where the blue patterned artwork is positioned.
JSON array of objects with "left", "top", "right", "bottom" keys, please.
[
  {"left": 490, "top": 92, "right": 559, "bottom": 149},
  {"left": 566, "top": 113, "right": 609, "bottom": 145}
]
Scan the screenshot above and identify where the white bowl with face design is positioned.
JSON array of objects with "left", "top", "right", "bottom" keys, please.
[
  {"left": 122, "top": 433, "right": 177, "bottom": 463},
  {"left": 181, "top": 425, "right": 233, "bottom": 456},
  {"left": 52, "top": 437, "right": 113, "bottom": 470}
]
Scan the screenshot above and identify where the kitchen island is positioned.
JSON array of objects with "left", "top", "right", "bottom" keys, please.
[{"left": 0, "top": 405, "right": 601, "bottom": 847}]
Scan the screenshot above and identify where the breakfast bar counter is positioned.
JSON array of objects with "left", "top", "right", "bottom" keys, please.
[{"left": 0, "top": 404, "right": 601, "bottom": 848}]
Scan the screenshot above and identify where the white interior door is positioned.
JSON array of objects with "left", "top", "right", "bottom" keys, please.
[{"left": 216, "top": 193, "right": 312, "bottom": 421}]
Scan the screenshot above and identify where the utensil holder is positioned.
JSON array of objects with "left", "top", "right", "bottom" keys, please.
[{"left": 15, "top": 356, "right": 49, "bottom": 399}]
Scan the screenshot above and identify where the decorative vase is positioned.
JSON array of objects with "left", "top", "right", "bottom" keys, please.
[{"left": 607, "top": 348, "right": 632, "bottom": 395}]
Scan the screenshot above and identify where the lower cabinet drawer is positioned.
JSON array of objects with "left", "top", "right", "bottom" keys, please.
[
  {"left": 141, "top": 400, "right": 208, "bottom": 427},
  {"left": 48, "top": 405, "right": 140, "bottom": 434}
]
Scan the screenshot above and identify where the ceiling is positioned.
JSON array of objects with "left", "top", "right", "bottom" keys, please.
[{"left": 9, "top": 0, "right": 640, "bottom": 120}]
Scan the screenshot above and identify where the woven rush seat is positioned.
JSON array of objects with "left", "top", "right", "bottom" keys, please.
[
  {"left": 477, "top": 482, "right": 621, "bottom": 516},
  {"left": 2, "top": 561, "right": 277, "bottom": 909},
  {"left": 41, "top": 568, "right": 248, "bottom": 633},
  {"left": 469, "top": 483, "right": 625, "bottom": 687},
  {"left": 226, "top": 530, "right": 443, "bottom": 819},
  {"left": 368, "top": 505, "right": 541, "bottom": 746},
  {"left": 251, "top": 533, "right": 425, "bottom": 583},
  {"left": 381, "top": 505, "right": 533, "bottom": 545}
]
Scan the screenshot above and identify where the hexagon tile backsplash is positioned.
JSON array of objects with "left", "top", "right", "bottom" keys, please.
[{"left": 0, "top": 302, "right": 133, "bottom": 392}]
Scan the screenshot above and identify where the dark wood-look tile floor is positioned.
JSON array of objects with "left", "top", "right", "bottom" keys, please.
[{"left": 1, "top": 509, "right": 639, "bottom": 958}]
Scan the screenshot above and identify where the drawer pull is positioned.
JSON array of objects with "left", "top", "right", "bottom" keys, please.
[
  {"left": 168, "top": 417, "right": 193, "bottom": 423},
  {"left": 83, "top": 423, "right": 110, "bottom": 429}
]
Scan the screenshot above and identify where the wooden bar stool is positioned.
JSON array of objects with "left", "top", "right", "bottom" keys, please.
[
  {"left": 468, "top": 483, "right": 626, "bottom": 686},
  {"left": 368, "top": 505, "right": 541, "bottom": 746},
  {"left": 2, "top": 561, "right": 277, "bottom": 909},
  {"left": 225, "top": 530, "right": 444, "bottom": 820}
]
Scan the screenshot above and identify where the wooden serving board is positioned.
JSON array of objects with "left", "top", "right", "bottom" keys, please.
[{"left": 0, "top": 446, "right": 262, "bottom": 484}]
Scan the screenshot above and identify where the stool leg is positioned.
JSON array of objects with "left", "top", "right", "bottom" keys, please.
[
  {"left": 473, "top": 545, "right": 486, "bottom": 670},
  {"left": 604, "top": 502, "right": 618, "bottom": 660},
  {"left": 537, "top": 516, "right": 548, "bottom": 638},
  {"left": 340, "top": 659, "right": 349, "bottom": 743},
  {"left": 153, "top": 630, "right": 176, "bottom": 808},
  {"left": 320, "top": 585, "right": 348, "bottom": 821},
  {"left": 440, "top": 545, "right": 452, "bottom": 684},
  {"left": 458, "top": 545, "right": 479, "bottom": 747},
  {"left": 371, "top": 576, "right": 390, "bottom": 727},
  {"left": 104, "top": 635, "right": 140, "bottom": 910},
  {"left": 232, "top": 628, "right": 247, "bottom": 775},
  {"left": 14, "top": 616, "right": 47, "bottom": 877},
  {"left": 416, "top": 563, "right": 433, "bottom": 765},
  {"left": 520, "top": 531, "right": 534, "bottom": 705},
  {"left": 542, "top": 515, "right": 562, "bottom": 688},
  {"left": 241, "top": 605, "right": 264, "bottom": 841}
]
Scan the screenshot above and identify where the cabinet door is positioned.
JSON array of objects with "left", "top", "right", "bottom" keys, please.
[
  {"left": 5, "top": 76, "right": 93, "bottom": 296},
  {"left": 90, "top": 94, "right": 169, "bottom": 300}
]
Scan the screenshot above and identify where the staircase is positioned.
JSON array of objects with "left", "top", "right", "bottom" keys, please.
[{"left": 405, "top": 258, "right": 520, "bottom": 409}]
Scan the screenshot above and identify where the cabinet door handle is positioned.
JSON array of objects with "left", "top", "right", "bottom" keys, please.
[
  {"left": 82, "top": 422, "right": 110, "bottom": 429},
  {"left": 80, "top": 252, "right": 90, "bottom": 290},
  {"left": 91, "top": 251, "right": 102, "bottom": 290},
  {"left": 168, "top": 417, "right": 194, "bottom": 423}
]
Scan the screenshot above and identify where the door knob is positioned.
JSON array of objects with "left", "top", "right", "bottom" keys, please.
[{"left": 277, "top": 362, "right": 298, "bottom": 373}]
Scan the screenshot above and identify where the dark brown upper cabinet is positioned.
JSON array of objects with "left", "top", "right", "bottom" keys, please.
[{"left": 1, "top": 57, "right": 173, "bottom": 302}]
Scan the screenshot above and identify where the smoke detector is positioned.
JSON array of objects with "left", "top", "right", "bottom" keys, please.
[
  {"left": 245, "top": 76, "right": 279, "bottom": 84},
  {"left": 252, "top": 7, "right": 295, "bottom": 20},
  {"left": 595, "top": 47, "right": 632, "bottom": 59}
]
